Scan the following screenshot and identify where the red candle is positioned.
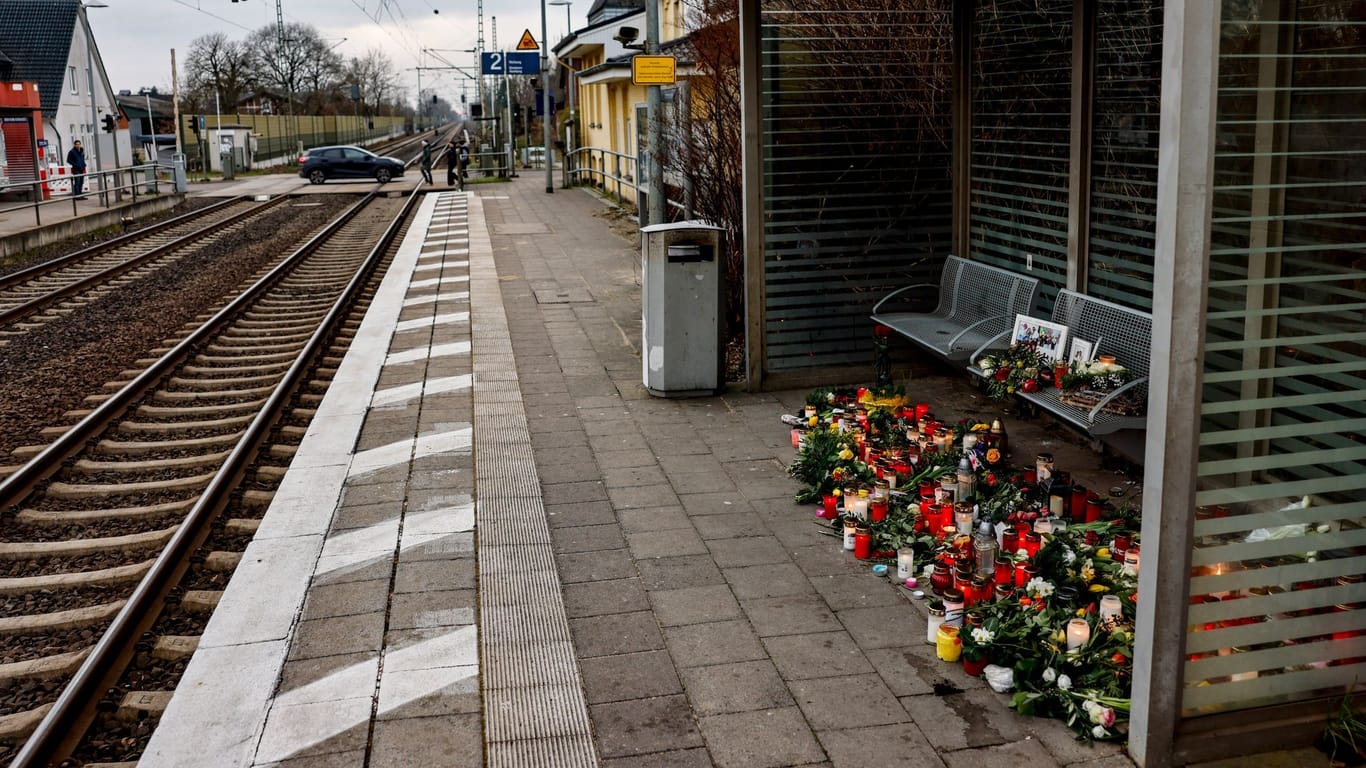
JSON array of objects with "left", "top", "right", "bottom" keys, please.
[
  {"left": 1023, "top": 469, "right": 1037, "bottom": 484},
  {"left": 870, "top": 499, "right": 888, "bottom": 523},
  {"left": 854, "top": 530, "right": 871, "bottom": 559},
  {"left": 1002, "top": 530, "right": 1019, "bottom": 557},
  {"left": 1024, "top": 532, "right": 1042, "bottom": 558},
  {"left": 994, "top": 557, "right": 1014, "bottom": 585},
  {"left": 1085, "top": 498, "right": 1105, "bottom": 523},
  {"left": 821, "top": 494, "right": 839, "bottom": 519},
  {"left": 1014, "top": 562, "right": 1036, "bottom": 589},
  {"left": 915, "top": 402, "right": 931, "bottom": 420}
]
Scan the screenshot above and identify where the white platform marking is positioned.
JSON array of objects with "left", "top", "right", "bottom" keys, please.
[
  {"left": 395, "top": 311, "right": 469, "bottom": 333},
  {"left": 371, "top": 374, "right": 472, "bottom": 407},
  {"left": 385, "top": 341, "right": 471, "bottom": 366},
  {"left": 347, "top": 427, "right": 472, "bottom": 477}
]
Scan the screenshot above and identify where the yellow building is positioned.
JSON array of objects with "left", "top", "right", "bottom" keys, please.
[{"left": 553, "top": 0, "right": 695, "bottom": 210}]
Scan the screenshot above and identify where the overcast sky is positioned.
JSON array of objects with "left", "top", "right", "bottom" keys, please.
[{"left": 89, "top": 0, "right": 574, "bottom": 103}]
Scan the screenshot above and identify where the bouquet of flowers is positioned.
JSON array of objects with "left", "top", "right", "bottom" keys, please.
[
  {"left": 977, "top": 345, "right": 1051, "bottom": 400},
  {"left": 1060, "top": 356, "right": 1133, "bottom": 392}
]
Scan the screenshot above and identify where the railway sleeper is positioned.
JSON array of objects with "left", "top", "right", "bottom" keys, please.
[
  {"left": 95, "top": 433, "right": 240, "bottom": 455},
  {"left": 180, "top": 590, "right": 223, "bottom": 613},
  {"left": 117, "top": 690, "right": 173, "bottom": 723},
  {"left": 74, "top": 450, "right": 232, "bottom": 475},
  {"left": 205, "top": 551, "right": 242, "bottom": 572},
  {"left": 0, "top": 526, "right": 176, "bottom": 559},
  {"left": 220, "top": 328, "right": 317, "bottom": 344},
  {"left": 254, "top": 466, "right": 287, "bottom": 484},
  {"left": 153, "top": 635, "right": 200, "bottom": 661},
  {"left": 0, "top": 599, "right": 125, "bottom": 634},
  {"left": 205, "top": 340, "right": 310, "bottom": 355},
  {"left": 177, "top": 361, "right": 293, "bottom": 376},
  {"left": 150, "top": 384, "right": 278, "bottom": 401},
  {"left": 0, "top": 559, "right": 153, "bottom": 594},
  {"left": 116, "top": 412, "right": 256, "bottom": 434},
  {"left": 17, "top": 499, "right": 194, "bottom": 524},
  {"left": 135, "top": 399, "right": 269, "bottom": 418},
  {"left": 193, "top": 349, "right": 302, "bottom": 365},
  {"left": 0, "top": 647, "right": 90, "bottom": 682},
  {"left": 224, "top": 518, "right": 260, "bottom": 536},
  {"left": 0, "top": 702, "right": 53, "bottom": 740},
  {"left": 167, "top": 372, "right": 281, "bottom": 390},
  {"left": 48, "top": 470, "right": 213, "bottom": 497},
  {"left": 233, "top": 317, "right": 321, "bottom": 329},
  {"left": 241, "top": 489, "right": 275, "bottom": 511},
  {"left": 268, "top": 445, "right": 298, "bottom": 460}
]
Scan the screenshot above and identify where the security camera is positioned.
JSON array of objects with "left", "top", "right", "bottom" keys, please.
[{"left": 613, "top": 26, "right": 639, "bottom": 45}]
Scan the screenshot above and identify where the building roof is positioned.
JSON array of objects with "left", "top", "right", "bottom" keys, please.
[
  {"left": 0, "top": 0, "right": 80, "bottom": 116},
  {"left": 585, "top": 0, "right": 642, "bottom": 24}
]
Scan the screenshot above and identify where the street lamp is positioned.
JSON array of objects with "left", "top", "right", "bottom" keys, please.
[
  {"left": 81, "top": 0, "right": 108, "bottom": 200},
  {"left": 549, "top": 0, "right": 571, "bottom": 38}
]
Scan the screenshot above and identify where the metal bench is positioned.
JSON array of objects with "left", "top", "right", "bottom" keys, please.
[
  {"left": 970, "top": 289, "right": 1153, "bottom": 436},
  {"left": 871, "top": 255, "right": 1040, "bottom": 363}
]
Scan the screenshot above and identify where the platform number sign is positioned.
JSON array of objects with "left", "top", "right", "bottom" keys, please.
[{"left": 482, "top": 51, "right": 540, "bottom": 75}]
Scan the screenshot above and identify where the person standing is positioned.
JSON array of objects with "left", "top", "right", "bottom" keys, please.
[
  {"left": 445, "top": 140, "right": 461, "bottom": 188},
  {"left": 67, "top": 140, "right": 87, "bottom": 198},
  {"left": 458, "top": 140, "right": 471, "bottom": 179},
  {"left": 419, "top": 140, "right": 434, "bottom": 184}
]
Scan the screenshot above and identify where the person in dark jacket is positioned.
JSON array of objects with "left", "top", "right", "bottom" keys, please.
[
  {"left": 445, "top": 140, "right": 461, "bottom": 188},
  {"left": 419, "top": 140, "right": 434, "bottom": 183},
  {"left": 67, "top": 140, "right": 87, "bottom": 198}
]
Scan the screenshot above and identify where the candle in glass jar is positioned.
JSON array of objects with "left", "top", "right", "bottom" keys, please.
[
  {"left": 1066, "top": 618, "right": 1091, "bottom": 651},
  {"left": 1123, "top": 546, "right": 1141, "bottom": 577},
  {"left": 942, "top": 588, "right": 965, "bottom": 627},
  {"left": 1023, "top": 532, "right": 1042, "bottom": 558},
  {"left": 897, "top": 548, "right": 915, "bottom": 581},
  {"left": 1034, "top": 517, "right": 1054, "bottom": 535},
  {"left": 852, "top": 489, "right": 870, "bottom": 521},
  {"left": 1035, "top": 453, "right": 1054, "bottom": 484},
  {"left": 1098, "top": 595, "right": 1123, "bottom": 629},
  {"left": 843, "top": 519, "right": 857, "bottom": 551},
  {"left": 937, "top": 473, "right": 957, "bottom": 504},
  {"left": 954, "top": 502, "right": 975, "bottom": 532},
  {"left": 925, "top": 601, "right": 946, "bottom": 644},
  {"left": 936, "top": 624, "right": 962, "bottom": 662}
]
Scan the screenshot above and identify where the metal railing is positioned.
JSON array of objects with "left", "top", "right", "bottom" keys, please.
[
  {"left": 565, "top": 146, "right": 687, "bottom": 216},
  {"left": 0, "top": 162, "right": 178, "bottom": 227}
]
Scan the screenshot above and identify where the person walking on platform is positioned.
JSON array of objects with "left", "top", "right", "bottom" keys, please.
[
  {"left": 419, "top": 140, "right": 434, "bottom": 184},
  {"left": 67, "top": 140, "right": 87, "bottom": 198},
  {"left": 458, "top": 140, "right": 471, "bottom": 180},
  {"left": 445, "top": 140, "right": 462, "bottom": 189}
]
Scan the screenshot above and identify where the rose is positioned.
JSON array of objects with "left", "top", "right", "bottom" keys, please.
[
  {"left": 1042, "top": 667, "right": 1057, "bottom": 683},
  {"left": 1092, "top": 725, "right": 1109, "bottom": 739},
  {"left": 994, "top": 368, "right": 1010, "bottom": 382},
  {"left": 986, "top": 448, "right": 1001, "bottom": 464},
  {"left": 1057, "top": 674, "right": 1072, "bottom": 690}
]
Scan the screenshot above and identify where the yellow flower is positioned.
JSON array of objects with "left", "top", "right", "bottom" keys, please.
[
  {"left": 1054, "top": 630, "right": 1067, "bottom": 643},
  {"left": 1089, "top": 584, "right": 1109, "bottom": 593},
  {"left": 832, "top": 489, "right": 842, "bottom": 497},
  {"left": 808, "top": 416, "right": 819, "bottom": 427},
  {"left": 972, "top": 423, "right": 990, "bottom": 431},
  {"left": 838, "top": 448, "right": 854, "bottom": 461},
  {"left": 1076, "top": 608, "right": 1087, "bottom": 617},
  {"left": 1096, "top": 547, "right": 1111, "bottom": 560}
]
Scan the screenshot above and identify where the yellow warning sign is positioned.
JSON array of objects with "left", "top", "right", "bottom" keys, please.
[
  {"left": 516, "top": 29, "right": 539, "bottom": 50},
  {"left": 631, "top": 55, "right": 676, "bottom": 85}
]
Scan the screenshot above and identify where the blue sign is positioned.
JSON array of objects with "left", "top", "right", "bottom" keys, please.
[
  {"left": 36, "top": 138, "right": 48, "bottom": 148},
  {"left": 481, "top": 51, "right": 540, "bottom": 75}
]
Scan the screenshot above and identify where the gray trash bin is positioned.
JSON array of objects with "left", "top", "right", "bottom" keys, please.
[{"left": 641, "top": 221, "right": 725, "bottom": 397}]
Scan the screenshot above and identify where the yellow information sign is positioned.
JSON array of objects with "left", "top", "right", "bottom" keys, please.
[
  {"left": 631, "top": 55, "right": 677, "bottom": 85},
  {"left": 516, "top": 29, "right": 539, "bottom": 50}
]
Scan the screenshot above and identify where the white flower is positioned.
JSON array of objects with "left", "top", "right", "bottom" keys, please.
[
  {"left": 1062, "top": 547, "right": 1076, "bottom": 565},
  {"left": 1016, "top": 547, "right": 1030, "bottom": 560},
  {"left": 1026, "top": 577, "right": 1055, "bottom": 598},
  {"left": 1079, "top": 559, "right": 1096, "bottom": 583},
  {"left": 1092, "top": 725, "right": 1109, "bottom": 739},
  {"left": 1042, "top": 667, "right": 1057, "bottom": 683},
  {"left": 970, "top": 628, "right": 995, "bottom": 644},
  {"left": 1057, "top": 674, "right": 1072, "bottom": 690}
]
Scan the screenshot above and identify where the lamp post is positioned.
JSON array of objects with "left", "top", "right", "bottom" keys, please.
[
  {"left": 540, "top": 0, "right": 553, "bottom": 193},
  {"left": 548, "top": 0, "right": 571, "bottom": 38},
  {"left": 549, "top": 0, "right": 574, "bottom": 187},
  {"left": 81, "top": 0, "right": 108, "bottom": 201}
]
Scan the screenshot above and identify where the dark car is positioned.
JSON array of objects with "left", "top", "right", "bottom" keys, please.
[{"left": 298, "top": 145, "right": 405, "bottom": 184}]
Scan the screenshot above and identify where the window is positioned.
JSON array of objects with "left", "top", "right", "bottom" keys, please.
[{"left": 69, "top": 66, "right": 77, "bottom": 94}]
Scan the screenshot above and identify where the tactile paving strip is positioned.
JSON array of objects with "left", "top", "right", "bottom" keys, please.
[{"left": 470, "top": 194, "right": 600, "bottom": 768}]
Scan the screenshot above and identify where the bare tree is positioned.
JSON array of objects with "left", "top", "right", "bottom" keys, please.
[
  {"left": 185, "top": 32, "right": 254, "bottom": 111},
  {"left": 247, "top": 22, "right": 326, "bottom": 113},
  {"left": 346, "top": 49, "right": 400, "bottom": 115}
]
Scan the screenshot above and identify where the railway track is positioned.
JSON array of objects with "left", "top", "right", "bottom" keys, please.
[
  {"left": 0, "top": 188, "right": 421, "bottom": 766},
  {"left": 0, "top": 197, "right": 286, "bottom": 345}
]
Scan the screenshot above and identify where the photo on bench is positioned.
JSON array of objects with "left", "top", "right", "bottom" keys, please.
[{"left": 1010, "top": 314, "right": 1069, "bottom": 362}]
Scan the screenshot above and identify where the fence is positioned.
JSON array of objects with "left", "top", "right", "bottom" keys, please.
[
  {"left": 0, "top": 161, "right": 177, "bottom": 227},
  {"left": 177, "top": 114, "right": 408, "bottom": 169}
]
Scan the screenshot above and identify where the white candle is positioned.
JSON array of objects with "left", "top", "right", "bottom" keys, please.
[
  {"left": 1034, "top": 517, "right": 1054, "bottom": 535},
  {"left": 897, "top": 548, "right": 915, "bottom": 581},
  {"left": 1066, "top": 618, "right": 1090, "bottom": 652},
  {"left": 1123, "top": 547, "right": 1140, "bottom": 577},
  {"left": 851, "top": 492, "right": 870, "bottom": 521},
  {"left": 1098, "top": 595, "right": 1123, "bottom": 629}
]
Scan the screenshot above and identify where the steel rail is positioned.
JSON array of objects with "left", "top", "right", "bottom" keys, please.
[
  {"left": 0, "top": 196, "right": 244, "bottom": 292},
  {"left": 0, "top": 197, "right": 289, "bottom": 328},
  {"left": 8, "top": 186, "right": 421, "bottom": 766}
]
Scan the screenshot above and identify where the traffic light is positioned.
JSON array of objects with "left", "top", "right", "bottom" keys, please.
[
  {"left": 101, "top": 114, "right": 116, "bottom": 133},
  {"left": 471, "top": 103, "right": 482, "bottom": 118}
]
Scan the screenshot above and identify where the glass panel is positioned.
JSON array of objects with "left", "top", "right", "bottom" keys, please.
[
  {"left": 1187, "top": 0, "right": 1366, "bottom": 717},
  {"left": 969, "top": 0, "right": 1072, "bottom": 311},
  {"left": 1086, "top": 0, "right": 1162, "bottom": 311},
  {"left": 760, "top": 1, "right": 953, "bottom": 372}
]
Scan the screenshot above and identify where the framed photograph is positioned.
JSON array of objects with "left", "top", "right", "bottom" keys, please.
[
  {"left": 1011, "top": 314, "right": 1070, "bottom": 362},
  {"left": 1068, "top": 338, "right": 1094, "bottom": 366}
]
